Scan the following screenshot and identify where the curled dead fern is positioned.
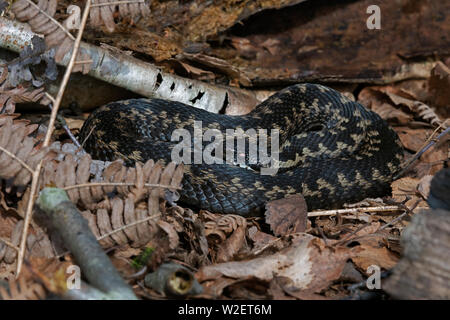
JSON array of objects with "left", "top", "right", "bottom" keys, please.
[
  {"left": 1, "top": 137, "right": 183, "bottom": 263},
  {"left": 10, "top": 0, "right": 91, "bottom": 73},
  {"left": 30, "top": 147, "right": 184, "bottom": 210},
  {"left": 413, "top": 101, "right": 446, "bottom": 128},
  {"left": 82, "top": 199, "right": 163, "bottom": 248},
  {"left": 0, "top": 65, "right": 50, "bottom": 113},
  {"left": 202, "top": 212, "right": 247, "bottom": 244},
  {"left": 90, "top": 0, "right": 151, "bottom": 32},
  {"left": 0, "top": 86, "right": 47, "bottom": 113},
  {"left": 0, "top": 115, "right": 51, "bottom": 192},
  {"left": 13, "top": 145, "right": 184, "bottom": 249}
]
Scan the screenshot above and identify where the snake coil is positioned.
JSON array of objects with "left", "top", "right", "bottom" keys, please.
[{"left": 80, "top": 83, "right": 403, "bottom": 216}]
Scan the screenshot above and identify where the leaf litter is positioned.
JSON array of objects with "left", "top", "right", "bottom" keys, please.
[{"left": 0, "top": 0, "right": 449, "bottom": 300}]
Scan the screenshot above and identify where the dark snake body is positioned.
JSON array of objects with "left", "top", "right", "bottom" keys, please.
[{"left": 79, "top": 83, "right": 403, "bottom": 216}]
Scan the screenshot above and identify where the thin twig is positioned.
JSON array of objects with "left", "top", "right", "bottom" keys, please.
[
  {"left": 96, "top": 214, "right": 161, "bottom": 241},
  {"left": 123, "top": 266, "right": 147, "bottom": 280},
  {"left": 332, "top": 222, "right": 372, "bottom": 247},
  {"left": 0, "top": 237, "right": 19, "bottom": 251},
  {"left": 378, "top": 198, "right": 421, "bottom": 231},
  {"left": 74, "top": 59, "right": 93, "bottom": 65},
  {"left": 63, "top": 182, "right": 181, "bottom": 191},
  {"left": 44, "top": 93, "right": 82, "bottom": 148},
  {"left": 334, "top": 199, "right": 421, "bottom": 247},
  {"left": 16, "top": 0, "right": 92, "bottom": 277},
  {"left": 394, "top": 121, "right": 450, "bottom": 180},
  {"left": 43, "top": 92, "right": 55, "bottom": 104},
  {"left": 307, "top": 205, "right": 403, "bottom": 217},
  {"left": 0, "top": 145, "right": 34, "bottom": 174}
]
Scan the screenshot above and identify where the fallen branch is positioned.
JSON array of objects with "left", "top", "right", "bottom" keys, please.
[
  {"left": 307, "top": 205, "right": 403, "bottom": 217},
  {"left": 0, "top": 16, "right": 261, "bottom": 114},
  {"left": 37, "top": 187, "right": 137, "bottom": 299},
  {"left": 16, "top": 0, "right": 93, "bottom": 277}
]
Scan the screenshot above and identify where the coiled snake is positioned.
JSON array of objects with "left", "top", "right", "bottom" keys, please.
[{"left": 79, "top": 83, "right": 403, "bottom": 216}]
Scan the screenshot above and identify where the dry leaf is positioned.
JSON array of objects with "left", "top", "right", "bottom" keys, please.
[
  {"left": 157, "top": 220, "right": 179, "bottom": 250},
  {"left": 396, "top": 127, "right": 431, "bottom": 152},
  {"left": 175, "top": 60, "right": 215, "bottom": 80},
  {"left": 391, "top": 177, "right": 419, "bottom": 202},
  {"left": 216, "top": 224, "right": 246, "bottom": 263},
  {"left": 417, "top": 175, "right": 433, "bottom": 199},
  {"left": 358, "top": 87, "right": 412, "bottom": 124},
  {"left": 247, "top": 226, "right": 282, "bottom": 254},
  {"left": 180, "top": 53, "right": 251, "bottom": 86},
  {"left": 428, "top": 61, "right": 450, "bottom": 114},
  {"left": 351, "top": 245, "right": 399, "bottom": 273},
  {"left": 197, "top": 234, "right": 355, "bottom": 293},
  {"left": 391, "top": 177, "right": 427, "bottom": 211},
  {"left": 265, "top": 195, "right": 308, "bottom": 236}
]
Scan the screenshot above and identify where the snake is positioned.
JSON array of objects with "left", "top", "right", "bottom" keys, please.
[{"left": 79, "top": 83, "right": 404, "bottom": 216}]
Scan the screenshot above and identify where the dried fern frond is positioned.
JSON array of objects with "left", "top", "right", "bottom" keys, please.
[
  {"left": 0, "top": 115, "right": 51, "bottom": 192},
  {"left": 0, "top": 86, "right": 46, "bottom": 113},
  {"left": 3, "top": 190, "right": 176, "bottom": 263},
  {"left": 90, "top": 0, "right": 151, "bottom": 32},
  {"left": 82, "top": 199, "right": 160, "bottom": 248},
  {"left": 202, "top": 212, "right": 247, "bottom": 243},
  {"left": 10, "top": 0, "right": 91, "bottom": 73},
  {"left": 0, "top": 216, "right": 55, "bottom": 265},
  {"left": 0, "top": 65, "right": 50, "bottom": 113},
  {"left": 13, "top": 145, "right": 183, "bottom": 249},
  {"left": 32, "top": 149, "right": 184, "bottom": 210},
  {"left": 0, "top": 277, "right": 46, "bottom": 300},
  {"left": 0, "top": 141, "right": 184, "bottom": 262},
  {"left": 413, "top": 101, "right": 446, "bottom": 128}
]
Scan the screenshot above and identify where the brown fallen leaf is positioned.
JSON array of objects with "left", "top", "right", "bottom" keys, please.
[
  {"left": 274, "top": 279, "right": 329, "bottom": 300},
  {"left": 389, "top": 79, "right": 429, "bottom": 101},
  {"left": 391, "top": 177, "right": 419, "bottom": 202},
  {"left": 230, "top": 37, "right": 259, "bottom": 60},
  {"left": 247, "top": 226, "right": 283, "bottom": 254},
  {"left": 196, "top": 234, "right": 356, "bottom": 293},
  {"left": 428, "top": 61, "right": 450, "bottom": 117},
  {"left": 267, "top": 277, "right": 297, "bottom": 300},
  {"left": 216, "top": 223, "right": 247, "bottom": 263},
  {"left": 172, "top": 59, "right": 215, "bottom": 81},
  {"left": 202, "top": 213, "right": 248, "bottom": 262},
  {"left": 265, "top": 194, "right": 308, "bottom": 236},
  {"left": 180, "top": 52, "right": 251, "bottom": 86},
  {"left": 199, "top": 277, "right": 242, "bottom": 299},
  {"left": 261, "top": 38, "right": 281, "bottom": 56},
  {"left": 417, "top": 175, "right": 433, "bottom": 199},
  {"left": 375, "top": 85, "right": 445, "bottom": 127},
  {"left": 351, "top": 245, "right": 399, "bottom": 274},
  {"left": 373, "top": 86, "right": 417, "bottom": 109},
  {"left": 63, "top": 118, "right": 85, "bottom": 131},
  {"left": 358, "top": 87, "right": 412, "bottom": 124},
  {"left": 156, "top": 220, "right": 179, "bottom": 250},
  {"left": 396, "top": 127, "right": 431, "bottom": 152},
  {"left": 391, "top": 177, "right": 427, "bottom": 212},
  {"left": 204, "top": 213, "right": 245, "bottom": 243},
  {"left": 224, "top": 278, "right": 271, "bottom": 299}
]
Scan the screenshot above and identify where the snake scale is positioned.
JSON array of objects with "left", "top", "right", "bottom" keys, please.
[{"left": 79, "top": 83, "right": 404, "bottom": 216}]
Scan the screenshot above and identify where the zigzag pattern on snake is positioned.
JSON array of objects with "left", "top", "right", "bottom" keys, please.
[{"left": 79, "top": 83, "right": 404, "bottom": 216}]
